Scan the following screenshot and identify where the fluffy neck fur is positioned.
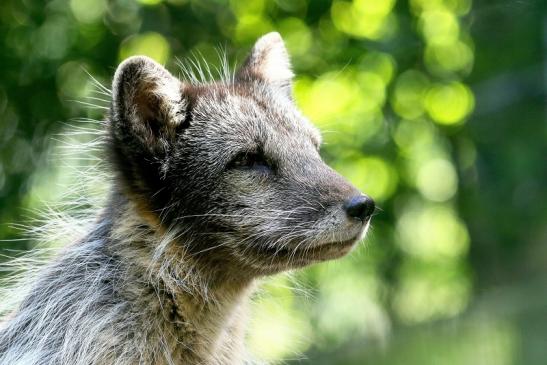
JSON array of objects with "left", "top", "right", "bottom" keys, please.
[
  {"left": 110, "top": 191, "right": 257, "bottom": 364},
  {"left": 0, "top": 190, "right": 257, "bottom": 365}
]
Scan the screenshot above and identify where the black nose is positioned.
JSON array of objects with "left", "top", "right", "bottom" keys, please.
[{"left": 344, "top": 195, "right": 375, "bottom": 221}]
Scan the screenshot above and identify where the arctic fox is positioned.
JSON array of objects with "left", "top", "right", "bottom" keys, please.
[{"left": 0, "top": 32, "right": 374, "bottom": 365}]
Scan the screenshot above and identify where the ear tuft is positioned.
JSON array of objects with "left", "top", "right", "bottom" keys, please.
[
  {"left": 112, "top": 56, "right": 186, "bottom": 148},
  {"left": 237, "top": 32, "right": 294, "bottom": 92}
]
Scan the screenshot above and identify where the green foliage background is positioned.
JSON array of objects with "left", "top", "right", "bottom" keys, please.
[{"left": 0, "top": 0, "right": 545, "bottom": 363}]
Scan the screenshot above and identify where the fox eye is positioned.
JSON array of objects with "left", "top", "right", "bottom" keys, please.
[{"left": 229, "top": 151, "right": 272, "bottom": 173}]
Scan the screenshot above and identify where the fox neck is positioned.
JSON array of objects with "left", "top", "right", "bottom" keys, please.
[{"left": 107, "top": 191, "right": 256, "bottom": 364}]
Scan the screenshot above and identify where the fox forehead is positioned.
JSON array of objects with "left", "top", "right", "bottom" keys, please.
[{"left": 188, "top": 83, "right": 322, "bottom": 152}]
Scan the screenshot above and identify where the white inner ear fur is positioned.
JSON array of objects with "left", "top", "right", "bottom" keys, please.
[
  {"left": 146, "top": 72, "right": 184, "bottom": 126},
  {"left": 251, "top": 32, "right": 294, "bottom": 84}
]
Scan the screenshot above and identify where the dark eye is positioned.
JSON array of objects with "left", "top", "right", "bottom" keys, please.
[{"left": 229, "top": 151, "right": 272, "bottom": 173}]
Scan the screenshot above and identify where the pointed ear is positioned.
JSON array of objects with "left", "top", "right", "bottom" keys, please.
[
  {"left": 111, "top": 56, "right": 186, "bottom": 152},
  {"left": 236, "top": 32, "right": 294, "bottom": 95}
]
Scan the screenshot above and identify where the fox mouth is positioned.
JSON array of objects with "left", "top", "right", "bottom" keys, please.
[
  {"left": 257, "top": 235, "right": 360, "bottom": 264},
  {"left": 313, "top": 237, "right": 358, "bottom": 250},
  {"left": 305, "top": 237, "right": 359, "bottom": 259}
]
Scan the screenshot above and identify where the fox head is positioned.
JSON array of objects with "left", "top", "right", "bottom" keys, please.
[{"left": 109, "top": 32, "right": 375, "bottom": 275}]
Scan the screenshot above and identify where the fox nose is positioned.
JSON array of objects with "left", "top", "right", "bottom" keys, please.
[{"left": 344, "top": 195, "right": 375, "bottom": 221}]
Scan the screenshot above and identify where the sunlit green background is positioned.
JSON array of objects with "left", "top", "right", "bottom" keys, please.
[{"left": 1, "top": 0, "right": 546, "bottom": 363}]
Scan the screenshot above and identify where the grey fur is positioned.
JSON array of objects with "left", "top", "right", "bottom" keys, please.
[{"left": 0, "top": 32, "right": 373, "bottom": 365}]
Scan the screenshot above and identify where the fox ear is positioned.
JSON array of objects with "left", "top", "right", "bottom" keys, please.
[
  {"left": 237, "top": 32, "right": 294, "bottom": 95},
  {"left": 111, "top": 56, "right": 186, "bottom": 152}
]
